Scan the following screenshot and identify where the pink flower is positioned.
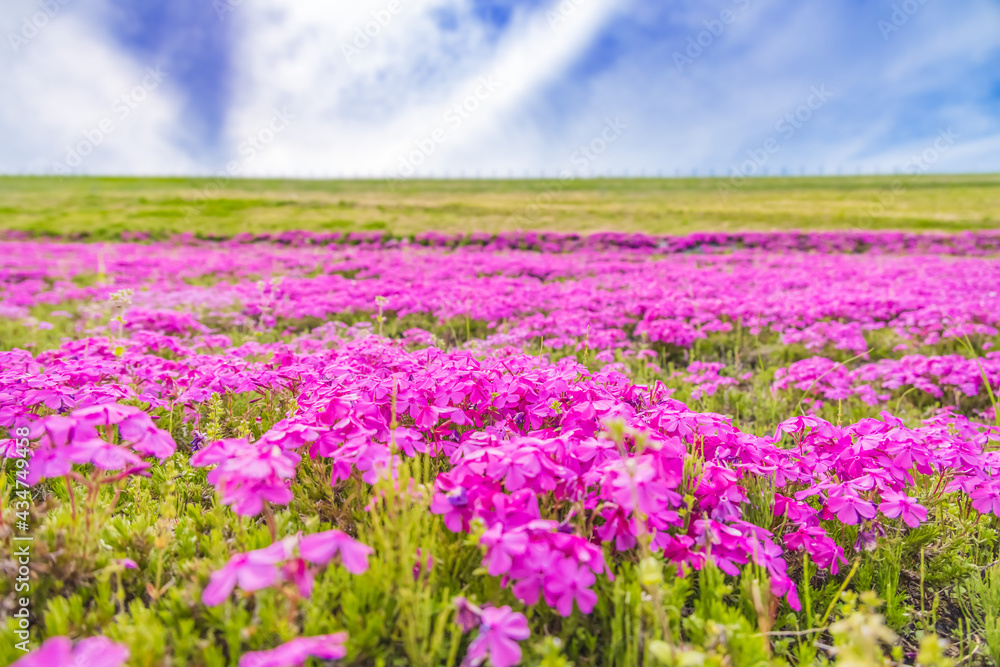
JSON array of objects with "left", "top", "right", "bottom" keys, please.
[
  {"left": 464, "top": 606, "right": 530, "bottom": 667},
  {"left": 969, "top": 480, "right": 1000, "bottom": 516},
  {"left": 23, "top": 443, "right": 73, "bottom": 485},
  {"left": 65, "top": 438, "right": 143, "bottom": 470},
  {"left": 282, "top": 558, "right": 316, "bottom": 599},
  {"left": 299, "top": 529, "right": 373, "bottom": 574},
  {"left": 238, "top": 633, "right": 348, "bottom": 667},
  {"left": 773, "top": 494, "right": 819, "bottom": 526},
  {"left": 824, "top": 492, "right": 877, "bottom": 525},
  {"left": 770, "top": 574, "right": 801, "bottom": 611},
  {"left": 878, "top": 490, "right": 928, "bottom": 527},
  {"left": 783, "top": 526, "right": 848, "bottom": 574},
  {"left": 596, "top": 507, "right": 638, "bottom": 552},
  {"left": 72, "top": 403, "right": 143, "bottom": 426},
  {"left": 480, "top": 524, "right": 528, "bottom": 576},
  {"left": 30, "top": 415, "right": 93, "bottom": 447},
  {"left": 454, "top": 597, "right": 482, "bottom": 633},
  {"left": 24, "top": 409, "right": 175, "bottom": 483},
  {"left": 430, "top": 482, "right": 474, "bottom": 532},
  {"left": 202, "top": 540, "right": 291, "bottom": 606},
  {"left": 202, "top": 531, "right": 372, "bottom": 606},
  {"left": 12, "top": 636, "right": 129, "bottom": 667},
  {"left": 192, "top": 439, "right": 300, "bottom": 517},
  {"left": 509, "top": 542, "right": 553, "bottom": 606},
  {"left": 190, "top": 438, "right": 246, "bottom": 466},
  {"left": 117, "top": 413, "right": 176, "bottom": 460},
  {"left": 543, "top": 556, "right": 598, "bottom": 616}
]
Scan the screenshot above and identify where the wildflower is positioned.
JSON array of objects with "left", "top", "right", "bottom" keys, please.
[
  {"left": 22, "top": 440, "right": 73, "bottom": 485},
  {"left": 595, "top": 506, "right": 639, "bottom": 551},
  {"left": 509, "top": 541, "right": 554, "bottom": 605},
  {"left": 773, "top": 494, "right": 819, "bottom": 526},
  {"left": 853, "top": 525, "right": 884, "bottom": 552},
  {"left": 413, "top": 548, "right": 433, "bottom": 581},
  {"left": 543, "top": 556, "right": 598, "bottom": 616},
  {"left": 464, "top": 605, "right": 530, "bottom": 667},
  {"left": 190, "top": 430, "right": 206, "bottom": 452},
  {"left": 202, "top": 540, "right": 291, "bottom": 606},
  {"left": 824, "top": 492, "right": 877, "bottom": 525},
  {"left": 878, "top": 491, "right": 928, "bottom": 527},
  {"left": 454, "top": 596, "right": 482, "bottom": 632},
  {"left": 21, "top": 411, "right": 169, "bottom": 484},
  {"left": 238, "top": 633, "right": 348, "bottom": 667},
  {"left": 783, "top": 526, "right": 848, "bottom": 574},
  {"left": 66, "top": 438, "right": 143, "bottom": 470},
  {"left": 71, "top": 404, "right": 176, "bottom": 460},
  {"left": 12, "top": 636, "right": 129, "bottom": 667},
  {"left": 969, "top": 480, "right": 1000, "bottom": 516},
  {"left": 299, "top": 529, "right": 373, "bottom": 574},
  {"left": 770, "top": 574, "right": 801, "bottom": 611},
  {"left": 72, "top": 403, "right": 143, "bottom": 427},
  {"left": 480, "top": 524, "right": 528, "bottom": 576},
  {"left": 281, "top": 558, "right": 316, "bottom": 599},
  {"left": 191, "top": 438, "right": 300, "bottom": 517}
]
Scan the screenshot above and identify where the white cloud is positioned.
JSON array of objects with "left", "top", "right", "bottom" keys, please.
[
  {"left": 0, "top": 0, "right": 196, "bottom": 175},
  {"left": 514, "top": 0, "right": 1000, "bottom": 176},
  {"left": 224, "top": 0, "right": 622, "bottom": 177}
]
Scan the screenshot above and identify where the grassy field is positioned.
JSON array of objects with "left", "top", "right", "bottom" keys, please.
[{"left": 1, "top": 174, "right": 999, "bottom": 238}]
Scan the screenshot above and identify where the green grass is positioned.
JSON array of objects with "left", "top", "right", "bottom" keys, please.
[{"left": 1, "top": 174, "right": 999, "bottom": 238}]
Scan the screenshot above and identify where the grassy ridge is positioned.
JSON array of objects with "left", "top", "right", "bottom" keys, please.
[{"left": 1, "top": 174, "right": 998, "bottom": 238}]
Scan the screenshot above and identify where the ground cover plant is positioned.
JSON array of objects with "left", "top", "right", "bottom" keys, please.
[{"left": 1, "top": 229, "right": 999, "bottom": 666}]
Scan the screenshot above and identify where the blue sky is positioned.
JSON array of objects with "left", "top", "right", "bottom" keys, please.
[{"left": 1, "top": 0, "right": 998, "bottom": 177}]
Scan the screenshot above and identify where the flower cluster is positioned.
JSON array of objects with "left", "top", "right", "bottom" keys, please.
[
  {"left": 3, "top": 230, "right": 1000, "bottom": 665},
  {"left": 4, "top": 236, "right": 1000, "bottom": 356},
  {"left": 214, "top": 334, "right": 999, "bottom": 615},
  {"left": 202, "top": 529, "right": 373, "bottom": 605},
  {"left": 12, "top": 403, "right": 175, "bottom": 485},
  {"left": 191, "top": 438, "right": 301, "bottom": 516},
  {"left": 9, "top": 227, "right": 1000, "bottom": 254},
  {"left": 453, "top": 598, "right": 530, "bottom": 667},
  {"left": 774, "top": 353, "right": 1000, "bottom": 409}
]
